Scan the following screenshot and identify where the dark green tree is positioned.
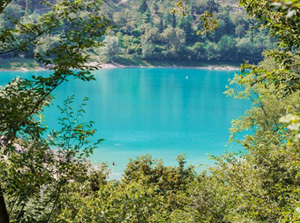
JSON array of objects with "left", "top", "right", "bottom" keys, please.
[
  {"left": 159, "top": 17, "right": 164, "bottom": 33},
  {"left": 172, "top": 12, "right": 177, "bottom": 28},
  {"left": 179, "top": 15, "right": 194, "bottom": 43},
  {"left": 138, "top": 0, "right": 149, "bottom": 13}
]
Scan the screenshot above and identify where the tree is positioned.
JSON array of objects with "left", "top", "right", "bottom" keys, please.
[
  {"left": 153, "top": 0, "right": 159, "bottom": 14},
  {"left": 172, "top": 13, "right": 177, "bottom": 28},
  {"left": 235, "top": 37, "right": 259, "bottom": 62},
  {"left": 161, "top": 27, "right": 186, "bottom": 59},
  {"left": 0, "top": 0, "right": 111, "bottom": 222},
  {"left": 159, "top": 18, "right": 164, "bottom": 33},
  {"left": 97, "top": 36, "right": 120, "bottom": 62},
  {"left": 217, "top": 35, "right": 237, "bottom": 61},
  {"left": 141, "top": 26, "right": 159, "bottom": 59},
  {"left": 0, "top": 3, "right": 23, "bottom": 30},
  {"left": 175, "top": 0, "right": 300, "bottom": 221},
  {"left": 25, "top": 0, "right": 33, "bottom": 15},
  {"left": 179, "top": 15, "right": 194, "bottom": 43},
  {"left": 55, "top": 155, "right": 196, "bottom": 222},
  {"left": 204, "top": 41, "right": 220, "bottom": 61},
  {"left": 138, "top": 0, "right": 149, "bottom": 14},
  {"left": 113, "top": 11, "right": 128, "bottom": 28},
  {"left": 218, "top": 0, "right": 300, "bottom": 221}
]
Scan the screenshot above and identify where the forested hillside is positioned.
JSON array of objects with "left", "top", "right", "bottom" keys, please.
[{"left": 0, "top": 0, "right": 276, "bottom": 68}]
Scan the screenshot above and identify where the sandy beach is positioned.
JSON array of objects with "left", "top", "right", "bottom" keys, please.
[{"left": 99, "top": 62, "right": 240, "bottom": 71}]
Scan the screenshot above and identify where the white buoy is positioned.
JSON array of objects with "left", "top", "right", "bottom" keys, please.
[{"left": 186, "top": 76, "right": 189, "bottom": 79}]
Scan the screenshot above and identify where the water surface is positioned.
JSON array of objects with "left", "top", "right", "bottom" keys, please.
[{"left": 0, "top": 68, "right": 249, "bottom": 176}]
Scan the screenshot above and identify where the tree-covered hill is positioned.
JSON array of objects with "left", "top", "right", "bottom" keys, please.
[
  {"left": 94, "top": 0, "right": 276, "bottom": 64},
  {"left": 0, "top": 0, "right": 276, "bottom": 68}
]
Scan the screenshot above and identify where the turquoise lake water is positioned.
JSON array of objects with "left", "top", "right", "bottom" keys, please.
[{"left": 0, "top": 68, "right": 250, "bottom": 177}]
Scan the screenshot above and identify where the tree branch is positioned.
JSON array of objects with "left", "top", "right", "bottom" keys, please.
[
  {"left": 0, "top": 1, "right": 12, "bottom": 14},
  {"left": 0, "top": 26, "right": 53, "bottom": 56},
  {"left": 26, "top": 74, "right": 67, "bottom": 118}
]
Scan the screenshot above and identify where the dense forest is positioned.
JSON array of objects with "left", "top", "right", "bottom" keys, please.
[
  {"left": 0, "top": 0, "right": 276, "bottom": 68},
  {"left": 1, "top": 0, "right": 300, "bottom": 222}
]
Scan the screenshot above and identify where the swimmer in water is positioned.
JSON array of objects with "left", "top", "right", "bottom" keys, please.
[{"left": 112, "top": 161, "right": 115, "bottom": 166}]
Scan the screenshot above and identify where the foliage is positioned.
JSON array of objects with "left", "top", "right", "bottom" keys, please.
[
  {"left": 0, "top": 0, "right": 111, "bottom": 222},
  {"left": 96, "top": 36, "right": 120, "bottom": 62},
  {"left": 2, "top": 0, "right": 300, "bottom": 222},
  {"left": 1, "top": 96, "right": 103, "bottom": 222},
  {"left": 57, "top": 155, "right": 196, "bottom": 223},
  {"left": 0, "top": 0, "right": 275, "bottom": 66}
]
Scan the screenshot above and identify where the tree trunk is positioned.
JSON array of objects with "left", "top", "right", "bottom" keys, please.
[{"left": 0, "top": 185, "right": 9, "bottom": 223}]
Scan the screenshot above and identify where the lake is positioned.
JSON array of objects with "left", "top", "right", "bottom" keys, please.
[{"left": 0, "top": 68, "right": 250, "bottom": 177}]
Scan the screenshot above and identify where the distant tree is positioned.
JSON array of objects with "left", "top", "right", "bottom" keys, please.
[
  {"left": 113, "top": 11, "right": 128, "bottom": 28},
  {"left": 144, "top": 8, "right": 152, "bottom": 24},
  {"left": 153, "top": 0, "right": 159, "bottom": 14},
  {"left": 217, "top": 35, "right": 237, "bottom": 61},
  {"left": 139, "top": 0, "right": 149, "bottom": 13},
  {"left": 235, "top": 37, "right": 258, "bottom": 62},
  {"left": 172, "top": 13, "right": 177, "bottom": 28},
  {"left": 25, "top": 0, "right": 33, "bottom": 15},
  {"left": 119, "top": 34, "right": 140, "bottom": 54},
  {"left": 210, "top": 10, "right": 235, "bottom": 41},
  {"left": 204, "top": 41, "right": 220, "bottom": 61},
  {"left": 235, "top": 24, "right": 246, "bottom": 38},
  {"left": 191, "top": 0, "right": 219, "bottom": 15},
  {"left": 189, "top": 42, "right": 205, "bottom": 60},
  {"left": 0, "top": 3, "right": 23, "bottom": 30},
  {"left": 141, "top": 26, "right": 159, "bottom": 58},
  {"left": 161, "top": 27, "right": 186, "bottom": 59},
  {"left": 98, "top": 36, "right": 120, "bottom": 62},
  {"left": 159, "top": 18, "right": 164, "bottom": 33},
  {"left": 207, "top": 0, "right": 219, "bottom": 12},
  {"left": 179, "top": 15, "right": 194, "bottom": 43}
]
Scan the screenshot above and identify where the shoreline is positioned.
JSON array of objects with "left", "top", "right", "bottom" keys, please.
[
  {"left": 100, "top": 63, "right": 240, "bottom": 71},
  {"left": 0, "top": 62, "right": 241, "bottom": 72}
]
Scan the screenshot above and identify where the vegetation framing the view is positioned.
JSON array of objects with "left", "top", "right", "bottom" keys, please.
[{"left": 1, "top": 0, "right": 300, "bottom": 222}]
